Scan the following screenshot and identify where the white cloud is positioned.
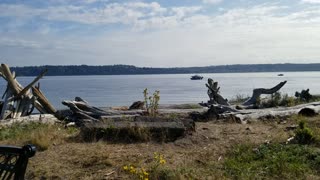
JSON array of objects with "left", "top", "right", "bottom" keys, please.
[
  {"left": 0, "top": 2, "right": 203, "bottom": 30},
  {"left": 202, "top": 0, "right": 223, "bottom": 5},
  {"left": 1, "top": 2, "right": 320, "bottom": 66},
  {"left": 301, "top": 0, "right": 320, "bottom": 3},
  {"left": 0, "top": 38, "right": 42, "bottom": 49}
]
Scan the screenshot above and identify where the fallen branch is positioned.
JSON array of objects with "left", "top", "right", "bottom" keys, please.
[
  {"left": 191, "top": 102, "right": 320, "bottom": 124},
  {"left": 242, "top": 81, "right": 287, "bottom": 106}
]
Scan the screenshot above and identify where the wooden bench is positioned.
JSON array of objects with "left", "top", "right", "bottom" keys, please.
[{"left": 0, "top": 145, "right": 36, "bottom": 180}]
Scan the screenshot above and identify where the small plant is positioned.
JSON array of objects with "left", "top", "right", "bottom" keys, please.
[
  {"left": 256, "top": 93, "right": 302, "bottom": 108},
  {"left": 153, "top": 152, "right": 166, "bottom": 167},
  {"left": 280, "top": 94, "right": 296, "bottom": 107},
  {"left": 230, "top": 94, "right": 250, "bottom": 104},
  {"left": 143, "top": 88, "right": 160, "bottom": 117},
  {"left": 122, "top": 152, "right": 171, "bottom": 180},
  {"left": 123, "top": 165, "right": 149, "bottom": 180},
  {"left": 294, "top": 121, "right": 316, "bottom": 145}
]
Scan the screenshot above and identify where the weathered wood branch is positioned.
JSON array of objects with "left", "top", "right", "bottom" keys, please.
[
  {"left": 191, "top": 102, "right": 320, "bottom": 124},
  {"left": 16, "top": 69, "right": 48, "bottom": 99},
  {"left": 63, "top": 100, "right": 110, "bottom": 116},
  {"left": 1, "top": 64, "right": 20, "bottom": 95},
  {"left": 32, "top": 87, "right": 56, "bottom": 114},
  {"left": 0, "top": 87, "right": 14, "bottom": 119},
  {"left": 242, "top": 81, "right": 287, "bottom": 106},
  {"left": 206, "top": 78, "right": 229, "bottom": 106},
  {"left": 0, "top": 64, "right": 56, "bottom": 120}
]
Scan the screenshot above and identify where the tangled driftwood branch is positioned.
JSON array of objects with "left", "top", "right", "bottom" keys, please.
[
  {"left": 0, "top": 64, "right": 56, "bottom": 120},
  {"left": 242, "top": 81, "right": 287, "bottom": 106},
  {"left": 204, "top": 78, "right": 287, "bottom": 107},
  {"left": 206, "top": 79, "right": 229, "bottom": 106}
]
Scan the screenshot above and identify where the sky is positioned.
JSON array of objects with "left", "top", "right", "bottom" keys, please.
[{"left": 1, "top": 0, "right": 320, "bottom": 67}]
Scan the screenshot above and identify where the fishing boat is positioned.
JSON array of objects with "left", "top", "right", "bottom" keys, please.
[
  {"left": 278, "top": 74, "right": 284, "bottom": 76},
  {"left": 190, "top": 75, "right": 203, "bottom": 80}
]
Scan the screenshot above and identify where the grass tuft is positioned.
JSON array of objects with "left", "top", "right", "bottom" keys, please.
[
  {"left": 224, "top": 143, "right": 320, "bottom": 179},
  {"left": 0, "top": 122, "right": 79, "bottom": 151}
]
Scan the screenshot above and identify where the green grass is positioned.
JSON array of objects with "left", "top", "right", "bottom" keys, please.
[
  {"left": 229, "top": 94, "right": 250, "bottom": 104},
  {"left": 0, "top": 122, "right": 79, "bottom": 151},
  {"left": 224, "top": 143, "right": 320, "bottom": 179}
]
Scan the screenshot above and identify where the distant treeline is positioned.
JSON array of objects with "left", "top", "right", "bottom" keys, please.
[{"left": 10, "top": 63, "right": 320, "bottom": 76}]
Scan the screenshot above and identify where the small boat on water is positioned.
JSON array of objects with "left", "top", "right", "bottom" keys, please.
[
  {"left": 278, "top": 74, "right": 284, "bottom": 76},
  {"left": 190, "top": 75, "right": 203, "bottom": 80}
]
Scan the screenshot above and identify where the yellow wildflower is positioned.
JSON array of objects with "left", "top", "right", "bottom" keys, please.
[
  {"left": 130, "top": 169, "right": 136, "bottom": 174},
  {"left": 123, "top": 165, "right": 128, "bottom": 171},
  {"left": 160, "top": 159, "right": 166, "bottom": 164}
]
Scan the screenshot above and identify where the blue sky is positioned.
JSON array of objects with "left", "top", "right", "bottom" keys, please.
[{"left": 1, "top": 0, "right": 320, "bottom": 67}]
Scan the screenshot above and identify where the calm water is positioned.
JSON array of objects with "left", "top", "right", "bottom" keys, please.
[{"left": 1, "top": 72, "right": 319, "bottom": 109}]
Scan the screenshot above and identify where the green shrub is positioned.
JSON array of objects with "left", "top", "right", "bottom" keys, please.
[
  {"left": 229, "top": 94, "right": 250, "bottom": 104},
  {"left": 143, "top": 88, "right": 160, "bottom": 117},
  {"left": 294, "top": 121, "right": 316, "bottom": 145},
  {"left": 256, "top": 93, "right": 305, "bottom": 108},
  {"left": 280, "top": 94, "right": 296, "bottom": 107}
]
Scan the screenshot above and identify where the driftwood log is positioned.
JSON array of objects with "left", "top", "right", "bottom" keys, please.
[
  {"left": 206, "top": 78, "right": 229, "bottom": 106},
  {"left": 242, "top": 81, "right": 287, "bottom": 106},
  {"left": 0, "top": 64, "right": 56, "bottom": 120},
  {"left": 204, "top": 79, "right": 287, "bottom": 107},
  {"left": 61, "top": 97, "right": 144, "bottom": 124},
  {"left": 191, "top": 102, "right": 320, "bottom": 124}
]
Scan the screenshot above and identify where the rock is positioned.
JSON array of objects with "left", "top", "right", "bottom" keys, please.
[
  {"left": 298, "top": 107, "right": 318, "bottom": 117},
  {"left": 129, "top": 101, "right": 145, "bottom": 110},
  {"left": 285, "top": 125, "right": 298, "bottom": 131}
]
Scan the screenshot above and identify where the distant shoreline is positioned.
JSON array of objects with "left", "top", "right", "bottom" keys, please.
[{"left": 10, "top": 63, "right": 320, "bottom": 76}]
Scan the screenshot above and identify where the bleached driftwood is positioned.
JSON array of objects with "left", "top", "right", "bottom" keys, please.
[
  {"left": 192, "top": 102, "right": 320, "bottom": 123},
  {"left": 32, "top": 86, "right": 56, "bottom": 114},
  {"left": 61, "top": 97, "right": 149, "bottom": 124},
  {"left": 206, "top": 78, "right": 229, "bottom": 106},
  {"left": 242, "top": 81, "right": 287, "bottom": 106},
  {"left": 0, "top": 64, "right": 56, "bottom": 120},
  {"left": 204, "top": 79, "right": 287, "bottom": 108}
]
